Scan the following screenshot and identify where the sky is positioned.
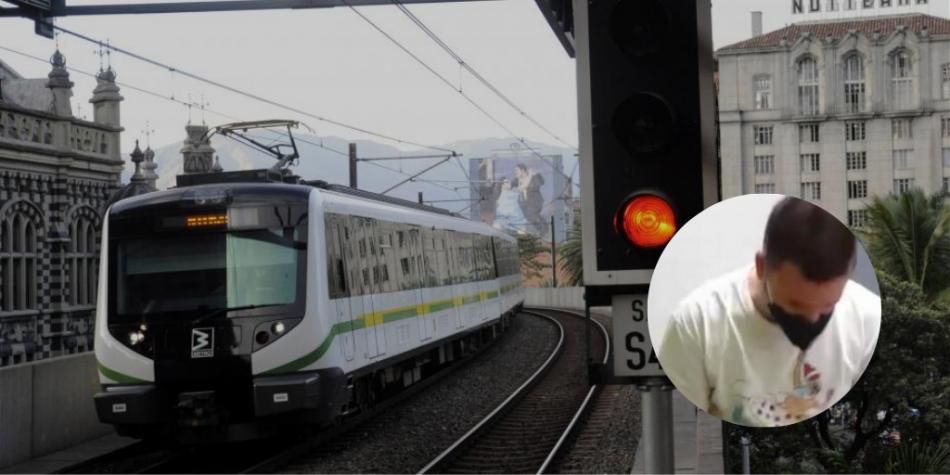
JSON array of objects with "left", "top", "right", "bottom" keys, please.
[{"left": 0, "top": 0, "right": 946, "bottom": 156}]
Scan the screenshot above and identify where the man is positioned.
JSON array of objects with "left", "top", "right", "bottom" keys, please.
[
  {"left": 659, "top": 197, "right": 880, "bottom": 427},
  {"left": 514, "top": 163, "right": 546, "bottom": 236}
]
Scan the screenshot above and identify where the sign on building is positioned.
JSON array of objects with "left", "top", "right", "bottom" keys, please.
[{"left": 791, "top": 0, "right": 945, "bottom": 17}]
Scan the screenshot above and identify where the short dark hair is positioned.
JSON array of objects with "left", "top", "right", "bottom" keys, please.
[{"left": 763, "top": 197, "right": 856, "bottom": 282}]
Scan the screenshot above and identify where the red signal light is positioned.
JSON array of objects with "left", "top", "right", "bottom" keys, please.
[{"left": 616, "top": 194, "right": 677, "bottom": 248}]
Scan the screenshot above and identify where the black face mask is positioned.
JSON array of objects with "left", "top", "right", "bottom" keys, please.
[{"left": 764, "top": 281, "right": 834, "bottom": 351}]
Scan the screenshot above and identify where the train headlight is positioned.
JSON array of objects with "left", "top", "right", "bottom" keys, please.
[
  {"left": 272, "top": 322, "right": 286, "bottom": 335},
  {"left": 128, "top": 331, "right": 145, "bottom": 346}
]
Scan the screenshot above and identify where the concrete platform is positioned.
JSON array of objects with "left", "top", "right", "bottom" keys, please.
[
  {"left": 0, "top": 433, "right": 136, "bottom": 474},
  {"left": 632, "top": 390, "right": 724, "bottom": 474}
]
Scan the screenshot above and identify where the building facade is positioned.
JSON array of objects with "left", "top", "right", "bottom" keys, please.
[
  {"left": 717, "top": 14, "right": 950, "bottom": 227},
  {"left": 0, "top": 52, "right": 124, "bottom": 366}
]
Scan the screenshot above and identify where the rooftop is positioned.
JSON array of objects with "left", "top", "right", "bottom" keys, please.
[{"left": 718, "top": 13, "right": 950, "bottom": 52}]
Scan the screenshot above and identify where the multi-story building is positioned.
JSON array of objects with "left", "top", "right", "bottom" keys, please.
[
  {"left": 717, "top": 13, "right": 950, "bottom": 227},
  {"left": 0, "top": 51, "right": 124, "bottom": 366}
]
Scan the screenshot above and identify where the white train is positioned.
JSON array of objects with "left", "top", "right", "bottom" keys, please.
[{"left": 93, "top": 176, "right": 524, "bottom": 442}]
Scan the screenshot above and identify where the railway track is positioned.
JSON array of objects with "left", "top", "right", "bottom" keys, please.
[
  {"left": 58, "top": 309, "right": 608, "bottom": 474},
  {"left": 57, "top": 314, "right": 520, "bottom": 474},
  {"left": 418, "top": 308, "right": 609, "bottom": 474}
]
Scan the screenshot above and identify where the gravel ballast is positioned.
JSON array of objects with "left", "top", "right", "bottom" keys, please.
[{"left": 281, "top": 313, "right": 560, "bottom": 474}]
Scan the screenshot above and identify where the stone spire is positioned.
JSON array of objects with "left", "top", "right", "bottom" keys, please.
[
  {"left": 130, "top": 140, "right": 147, "bottom": 182},
  {"left": 89, "top": 67, "right": 123, "bottom": 128},
  {"left": 47, "top": 49, "right": 74, "bottom": 117},
  {"left": 143, "top": 146, "right": 159, "bottom": 188},
  {"left": 181, "top": 124, "right": 215, "bottom": 174},
  {"left": 104, "top": 140, "right": 157, "bottom": 209}
]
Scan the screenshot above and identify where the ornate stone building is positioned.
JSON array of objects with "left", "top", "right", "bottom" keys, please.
[
  {"left": 0, "top": 51, "right": 124, "bottom": 366},
  {"left": 717, "top": 14, "right": 950, "bottom": 227}
]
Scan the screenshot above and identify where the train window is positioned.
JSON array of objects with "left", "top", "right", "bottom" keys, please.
[
  {"left": 422, "top": 228, "right": 437, "bottom": 287},
  {"left": 474, "top": 235, "right": 483, "bottom": 280},
  {"left": 406, "top": 227, "right": 422, "bottom": 290},
  {"left": 483, "top": 236, "right": 491, "bottom": 279},
  {"left": 462, "top": 233, "right": 475, "bottom": 282},
  {"left": 325, "top": 215, "right": 348, "bottom": 299},
  {"left": 376, "top": 220, "right": 397, "bottom": 294},
  {"left": 443, "top": 234, "right": 452, "bottom": 285},
  {"left": 445, "top": 231, "right": 457, "bottom": 284},
  {"left": 344, "top": 227, "right": 353, "bottom": 259}
]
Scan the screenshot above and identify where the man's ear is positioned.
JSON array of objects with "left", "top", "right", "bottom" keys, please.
[{"left": 755, "top": 252, "right": 765, "bottom": 279}]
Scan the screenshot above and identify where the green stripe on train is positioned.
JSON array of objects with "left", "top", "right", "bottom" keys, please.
[
  {"left": 264, "top": 287, "right": 516, "bottom": 375},
  {"left": 98, "top": 362, "right": 148, "bottom": 384}
]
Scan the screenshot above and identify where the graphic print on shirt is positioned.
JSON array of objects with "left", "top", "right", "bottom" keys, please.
[{"left": 729, "top": 360, "right": 836, "bottom": 427}]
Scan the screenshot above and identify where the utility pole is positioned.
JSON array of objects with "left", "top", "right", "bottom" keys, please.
[
  {"left": 349, "top": 142, "right": 358, "bottom": 189},
  {"left": 418, "top": 191, "right": 423, "bottom": 204},
  {"left": 551, "top": 214, "right": 557, "bottom": 288}
]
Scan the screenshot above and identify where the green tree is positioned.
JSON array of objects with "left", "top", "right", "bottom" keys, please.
[
  {"left": 861, "top": 188, "right": 950, "bottom": 302},
  {"left": 558, "top": 215, "right": 583, "bottom": 286},
  {"left": 723, "top": 272, "right": 950, "bottom": 473},
  {"left": 516, "top": 232, "right": 546, "bottom": 281},
  {"left": 884, "top": 440, "right": 950, "bottom": 474}
]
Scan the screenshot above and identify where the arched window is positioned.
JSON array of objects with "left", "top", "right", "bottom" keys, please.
[
  {"left": 1, "top": 211, "right": 38, "bottom": 312},
  {"left": 69, "top": 211, "right": 100, "bottom": 306},
  {"left": 0, "top": 219, "right": 8, "bottom": 311},
  {"left": 843, "top": 54, "right": 866, "bottom": 113},
  {"left": 891, "top": 51, "right": 914, "bottom": 109},
  {"left": 798, "top": 57, "right": 820, "bottom": 116}
]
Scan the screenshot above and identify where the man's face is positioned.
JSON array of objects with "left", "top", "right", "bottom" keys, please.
[{"left": 756, "top": 254, "right": 849, "bottom": 323}]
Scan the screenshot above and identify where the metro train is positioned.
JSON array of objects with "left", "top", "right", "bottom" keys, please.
[{"left": 93, "top": 173, "right": 524, "bottom": 442}]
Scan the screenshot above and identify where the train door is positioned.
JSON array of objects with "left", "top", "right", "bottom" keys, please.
[
  {"left": 447, "top": 231, "right": 463, "bottom": 331},
  {"left": 328, "top": 215, "right": 355, "bottom": 362},
  {"left": 488, "top": 236, "right": 502, "bottom": 320},
  {"left": 407, "top": 227, "right": 427, "bottom": 341},
  {"left": 419, "top": 228, "right": 437, "bottom": 340},
  {"left": 353, "top": 217, "right": 380, "bottom": 359},
  {"left": 367, "top": 218, "right": 387, "bottom": 356},
  {"left": 476, "top": 235, "right": 489, "bottom": 322}
]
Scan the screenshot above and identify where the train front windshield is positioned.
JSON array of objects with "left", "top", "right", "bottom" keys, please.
[{"left": 114, "top": 227, "right": 303, "bottom": 319}]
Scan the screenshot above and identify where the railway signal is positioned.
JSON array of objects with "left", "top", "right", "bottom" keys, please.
[
  {"left": 573, "top": 0, "right": 719, "bottom": 472},
  {"left": 577, "top": 0, "right": 719, "bottom": 292}
]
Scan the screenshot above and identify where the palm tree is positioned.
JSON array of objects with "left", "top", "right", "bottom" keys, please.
[
  {"left": 558, "top": 215, "right": 583, "bottom": 286},
  {"left": 516, "top": 231, "right": 546, "bottom": 281},
  {"left": 861, "top": 188, "right": 950, "bottom": 302}
]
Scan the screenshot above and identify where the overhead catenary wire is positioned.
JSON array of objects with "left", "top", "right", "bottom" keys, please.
[
  {"left": 392, "top": 1, "right": 577, "bottom": 151},
  {"left": 0, "top": 45, "right": 488, "bottom": 209},
  {"left": 343, "top": 2, "right": 573, "bottom": 186},
  {"left": 44, "top": 22, "right": 458, "bottom": 155}
]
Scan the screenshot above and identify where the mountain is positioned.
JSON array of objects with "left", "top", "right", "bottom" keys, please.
[{"left": 120, "top": 132, "right": 577, "bottom": 215}]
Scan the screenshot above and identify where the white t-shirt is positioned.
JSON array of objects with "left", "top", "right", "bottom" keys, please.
[{"left": 658, "top": 266, "right": 881, "bottom": 427}]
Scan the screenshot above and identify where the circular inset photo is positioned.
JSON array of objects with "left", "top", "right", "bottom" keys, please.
[{"left": 647, "top": 194, "right": 881, "bottom": 428}]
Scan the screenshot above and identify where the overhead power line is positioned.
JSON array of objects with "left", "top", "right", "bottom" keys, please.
[
  {"left": 46, "top": 22, "right": 458, "bottom": 155},
  {"left": 0, "top": 45, "right": 484, "bottom": 206},
  {"left": 393, "top": 1, "right": 577, "bottom": 150},
  {"left": 344, "top": 1, "right": 574, "bottom": 204}
]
